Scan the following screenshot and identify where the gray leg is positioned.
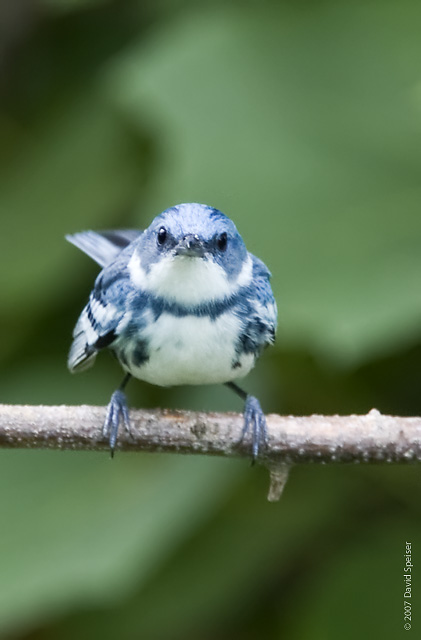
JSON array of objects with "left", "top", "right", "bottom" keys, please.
[
  {"left": 225, "top": 382, "right": 268, "bottom": 459},
  {"left": 103, "top": 374, "right": 131, "bottom": 456}
]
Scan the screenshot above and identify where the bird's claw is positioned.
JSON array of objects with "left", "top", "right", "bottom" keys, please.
[
  {"left": 103, "top": 389, "right": 131, "bottom": 456},
  {"left": 240, "top": 395, "right": 268, "bottom": 461}
]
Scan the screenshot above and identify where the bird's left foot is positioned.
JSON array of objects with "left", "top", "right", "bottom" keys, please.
[
  {"left": 241, "top": 395, "right": 268, "bottom": 460},
  {"left": 103, "top": 389, "right": 131, "bottom": 456}
]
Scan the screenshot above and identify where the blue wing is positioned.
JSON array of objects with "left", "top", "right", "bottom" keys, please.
[
  {"left": 236, "top": 254, "right": 277, "bottom": 358},
  {"left": 67, "top": 232, "right": 140, "bottom": 372}
]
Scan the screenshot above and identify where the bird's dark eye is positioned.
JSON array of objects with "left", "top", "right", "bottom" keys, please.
[
  {"left": 157, "top": 227, "right": 167, "bottom": 246},
  {"left": 217, "top": 232, "right": 228, "bottom": 252}
]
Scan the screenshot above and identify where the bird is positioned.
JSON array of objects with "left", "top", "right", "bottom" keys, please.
[{"left": 67, "top": 203, "right": 277, "bottom": 458}]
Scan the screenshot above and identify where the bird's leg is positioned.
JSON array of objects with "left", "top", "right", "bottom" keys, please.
[
  {"left": 225, "top": 381, "right": 268, "bottom": 460},
  {"left": 103, "top": 373, "right": 132, "bottom": 457}
]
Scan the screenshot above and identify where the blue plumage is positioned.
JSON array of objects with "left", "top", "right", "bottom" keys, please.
[{"left": 67, "top": 203, "right": 277, "bottom": 457}]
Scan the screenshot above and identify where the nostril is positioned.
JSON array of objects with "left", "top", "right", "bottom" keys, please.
[{"left": 184, "top": 234, "right": 200, "bottom": 248}]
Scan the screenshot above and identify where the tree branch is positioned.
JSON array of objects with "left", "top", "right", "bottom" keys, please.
[{"left": 1, "top": 404, "right": 420, "bottom": 500}]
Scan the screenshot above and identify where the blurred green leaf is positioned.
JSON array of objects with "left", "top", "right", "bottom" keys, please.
[
  {"left": 33, "top": 465, "right": 421, "bottom": 640},
  {"left": 0, "top": 449, "right": 243, "bottom": 636},
  {"left": 0, "top": 90, "right": 144, "bottom": 362},
  {"left": 104, "top": 2, "right": 421, "bottom": 365},
  {"left": 287, "top": 517, "right": 421, "bottom": 639}
]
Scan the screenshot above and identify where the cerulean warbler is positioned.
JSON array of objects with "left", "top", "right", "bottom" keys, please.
[{"left": 67, "top": 203, "right": 277, "bottom": 457}]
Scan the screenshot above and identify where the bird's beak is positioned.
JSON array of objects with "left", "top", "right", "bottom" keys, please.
[{"left": 174, "top": 234, "right": 206, "bottom": 257}]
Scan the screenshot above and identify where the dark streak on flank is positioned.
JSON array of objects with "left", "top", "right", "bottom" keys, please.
[
  {"left": 95, "top": 329, "right": 117, "bottom": 349},
  {"left": 131, "top": 340, "right": 150, "bottom": 368}
]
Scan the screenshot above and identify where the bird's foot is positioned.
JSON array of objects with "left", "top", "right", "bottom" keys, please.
[
  {"left": 241, "top": 395, "right": 268, "bottom": 461},
  {"left": 103, "top": 389, "right": 131, "bottom": 456}
]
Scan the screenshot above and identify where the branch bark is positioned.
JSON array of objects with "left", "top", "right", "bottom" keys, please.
[
  {"left": 1, "top": 404, "right": 420, "bottom": 461},
  {"left": 1, "top": 404, "right": 420, "bottom": 500}
]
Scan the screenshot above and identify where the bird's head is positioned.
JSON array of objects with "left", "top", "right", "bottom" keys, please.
[{"left": 128, "top": 203, "right": 252, "bottom": 305}]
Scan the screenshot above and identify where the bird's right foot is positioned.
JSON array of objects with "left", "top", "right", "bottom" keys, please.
[{"left": 103, "top": 389, "right": 131, "bottom": 456}]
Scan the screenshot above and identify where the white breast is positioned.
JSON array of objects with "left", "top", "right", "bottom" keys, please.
[{"left": 125, "top": 311, "right": 255, "bottom": 387}]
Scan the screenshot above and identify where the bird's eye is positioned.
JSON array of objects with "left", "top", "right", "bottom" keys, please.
[
  {"left": 157, "top": 227, "right": 167, "bottom": 246},
  {"left": 217, "top": 232, "right": 228, "bottom": 251}
]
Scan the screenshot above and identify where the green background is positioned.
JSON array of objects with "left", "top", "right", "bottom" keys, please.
[{"left": 0, "top": 1, "right": 420, "bottom": 638}]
